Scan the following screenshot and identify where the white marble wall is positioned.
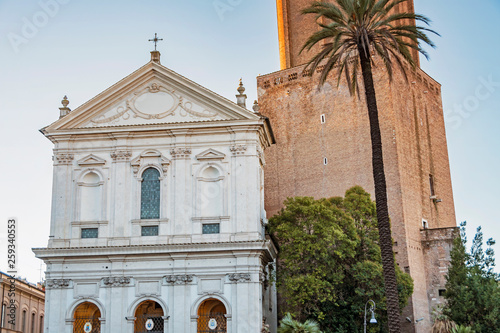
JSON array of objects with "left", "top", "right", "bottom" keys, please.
[{"left": 48, "top": 128, "right": 268, "bottom": 249}]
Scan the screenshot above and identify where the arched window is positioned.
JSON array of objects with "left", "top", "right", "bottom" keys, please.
[
  {"left": 39, "top": 316, "right": 43, "bottom": 333},
  {"left": 141, "top": 168, "right": 161, "bottom": 219},
  {"left": 73, "top": 302, "right": 101, "bottom": 333},
  {"left": 200, "top": 166, "right": 222, "bottom": 217},
  {"left": 80, "top": 172, "right": 102, "bottom": 221}
]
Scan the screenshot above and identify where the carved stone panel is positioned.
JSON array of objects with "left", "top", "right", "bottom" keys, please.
[
  {"left": 230, "top": 145, "right": 247, "bottom": 155},
  {"left": 170, "top": 148, "right": 192, "bottom": 159},
  {"left": 110, "top": 150, "right": 132, "bottom": 161},
  {"left": 102, "top": 276, "right": 131, "bottom": 287},
  {"left": 164, "top": 275, "right": 194, "bottom": 285},
  {"left": 46, "top": 279, "right": 71, "bottom": 289},
  {"left": 228, "top": 273, "right": 251, "bottom": 282},
  {"left": 53, "top": 153, "right": 74, "bottom": 165}
]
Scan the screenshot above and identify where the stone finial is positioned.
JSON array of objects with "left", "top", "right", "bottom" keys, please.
[
  {"left": 237, "top": 78, "right": 245, "bottom": 94},
  {"left": 62, "top": 95, "right": 69, "bottom": 107},
  {"left": 59, "top": 95, "right": 71, "bottom": 118},
  {"left": 151, "top": 50, "right": 161, "bottom": 63},
  {"left": 252, "top": 100, "right": 260, "bottom": 113},
  {"left": 236, "top": 78, "right": 247, "bottom": 108}
]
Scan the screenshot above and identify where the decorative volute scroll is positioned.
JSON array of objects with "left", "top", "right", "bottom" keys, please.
[
  {"left": 102, "top": 276, "right": 131, "bottom": 286},
  {"left": 170, "top": 148, "right": 192, "bottom": 160},
  {"left": 46, "top": 279, "right": 71, "bottom": 289},
  {"left": 53, "top": 153, "right": 74, "bottom": 165},
  {"left": 130, "top": 150, "right": 170, "bottom": 175},
  {"left": 228, "top": 273, "right": 251, "bottom": 282},
  {"left": 195, "top": 148, "right": 226, "bottom": 161},
  {"left": 164, "top": 275, "right": 194, "bottom": 284},
  {"left": 77, "top": 154, "right": 107, "bottom": 166}
]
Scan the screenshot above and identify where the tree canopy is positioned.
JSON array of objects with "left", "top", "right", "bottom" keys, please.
[
  {"left": 268, "top": 186, "right": 413, "bottom": 332},
  {"left": 443, "top": 222, "right": 500, "bottom": 332}
]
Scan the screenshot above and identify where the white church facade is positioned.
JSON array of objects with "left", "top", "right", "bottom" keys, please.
[{"left": 33, "top": 51, "right": 277, "bottom": 333}]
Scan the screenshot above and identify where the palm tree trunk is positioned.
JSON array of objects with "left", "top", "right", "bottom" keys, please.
[{"left": 358, "top": 45, "right": 402, "bottom": 333}]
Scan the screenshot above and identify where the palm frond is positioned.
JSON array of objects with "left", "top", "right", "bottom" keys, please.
[{"left": 300, "top": 0, "right": 438, "bottom": 94}]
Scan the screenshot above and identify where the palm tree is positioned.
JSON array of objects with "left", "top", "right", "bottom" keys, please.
[
  {"left": 278, "top": 313, "right": 322, "bottom": 333},
  {"left": 300, "top": 1, "right": 437, "bottom": 332}
]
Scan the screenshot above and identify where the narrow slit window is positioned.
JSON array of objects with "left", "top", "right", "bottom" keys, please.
[
  {"left": 320, "top": 114, "right": 326, "bottom": 123},
  {"left": 422, "top": 219, "right": 428, "bottom": 229},
  {"left": 429, "top": 174, "right": 435, "bottom": 196},
  {"left": 1, "top": 303, "right": 5, "bottom": 327},
  {"left": 323, "top": 157, "right": 328, "bottom": 165}
]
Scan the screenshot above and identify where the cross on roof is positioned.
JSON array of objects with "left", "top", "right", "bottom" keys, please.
[{"left": 148, "top": 33, "right": 163, "bottom": 51}]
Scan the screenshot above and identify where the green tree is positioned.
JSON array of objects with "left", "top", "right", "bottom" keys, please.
[
  {"left": 278, "top": 313, "right": 322, "bottom": 333},
  {"left": 268, "top": 186, "right": 413, "bottom": 332},
  {"left": 300, "top": 2, "right": 437, "bottom": 331},
  {"left": 451, "top": 326, "right": 475, "bottom": 333},
  {"left": 443, "top": 222, "right": 500, "bottom": 332}
]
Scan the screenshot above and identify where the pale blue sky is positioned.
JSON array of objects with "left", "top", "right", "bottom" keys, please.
[{"left": 0, "top": 0, "right": 498, "bottom": 282}]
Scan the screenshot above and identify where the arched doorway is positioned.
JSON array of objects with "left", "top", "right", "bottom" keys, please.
[
  {"left": 134, "top": 300, "right": 164, "bottom": 333},
  {"left": 197, "top": 298, "right": 227, "bottom": 333},
  {"left": 73, "top": 302, "right": 101, "bottom": 333}
]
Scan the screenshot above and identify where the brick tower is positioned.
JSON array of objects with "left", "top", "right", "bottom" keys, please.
[{"left": 258, "top": 1, "right": 458, "bottom": 332}]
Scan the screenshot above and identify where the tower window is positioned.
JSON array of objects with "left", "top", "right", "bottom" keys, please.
[
  {"left": 81, "top": 228, "right": 98, "bottom": 239},
  {"left": 141, "top": 168, "right": 161, "bottom": 219},
  {"left": 320, "top": 114, "right": 326, "bottom": 123},
  {"left": 422, "top": 219, "right": 428, "bottom": 229},
  {"left": 323, "top": 157, "right": 328, "bottom": 165},
  {"left": 429, "top": 174, "right": 435, "bottom": 196}
]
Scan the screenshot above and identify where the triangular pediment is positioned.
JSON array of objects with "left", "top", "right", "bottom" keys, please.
[
  {"left": 196, "top": 149, "right": 226, "bottom": 160},
  {"left": 77, "top": 154, "right": 107, "bottom": 166},
  {"left": 44, "top": 61, "right": 260, "bottom": 132}
]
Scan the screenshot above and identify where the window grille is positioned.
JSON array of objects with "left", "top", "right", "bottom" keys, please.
[
  {"left": 141, "top": 226, "right": 159, "bottom": 236},
  {"left": 81, "top": 228, "right": 98, "bottom": 239},
  {"left": 202, "top": 224, "right": 220, "bottom": 234}
]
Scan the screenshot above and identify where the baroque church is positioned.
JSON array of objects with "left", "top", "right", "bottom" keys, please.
[
  {"left": 34, "top": 50, "right": 277, "bottom": 333},
  {"left": 35, "top": 1, "right": 457, "bottom": 333}
]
